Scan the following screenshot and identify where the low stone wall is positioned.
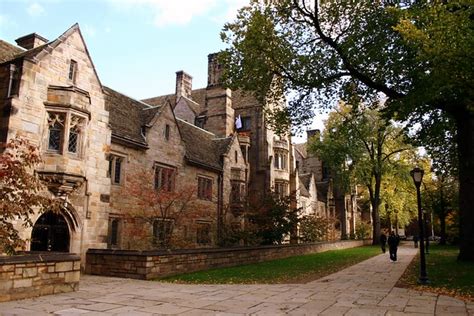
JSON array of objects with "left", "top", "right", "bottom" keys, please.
[
  {"left": 0, "top": 253, "right": 80, "bottom": 302},
  {"left": 86, "top": 240, "right": 370, "bottom": 280}
]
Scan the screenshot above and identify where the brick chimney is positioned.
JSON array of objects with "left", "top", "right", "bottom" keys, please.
[
  {"left": 207, "top": 53, "right": 223, "bottom": 87},
  {"left": 15, "top": 33, "right": 48, "bottom": 50},
  {"left": 175, "top": 71, "right": 193, "bottom": 100}
]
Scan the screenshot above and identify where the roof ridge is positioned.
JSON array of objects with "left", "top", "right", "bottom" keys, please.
[
  {"left": 104, "top": 86, "right": 153, "bottom": 109},
  {"left": 176, "top": 118, "right": 216, "bottom": 137}
]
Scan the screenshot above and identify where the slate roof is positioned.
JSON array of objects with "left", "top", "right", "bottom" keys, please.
[
  {"left": 294, "top": 143, "right": 307, "bottom": 158},
  {"left": 104, "top": 86, "right": 160, "bottom": 148},
  {"left": 177, "top": 118, "right": 232, "bottom": 171},
  {"left": 0, "top": 39, "right": 24, "bottom": 64},
  {"left": 142, "top": 87, "right": 259, "bottom": 115},
  {"left": 299, "top": 179, "right": 310, "bottom": 197}
]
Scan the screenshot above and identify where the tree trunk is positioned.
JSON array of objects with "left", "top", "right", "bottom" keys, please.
[
  {"left": 370, "top": 174, "right": 382, "bottom": 245},
  {"left": 455, "top": 111, "right": 474, "bottom": 261},
  {"left": 439, "top": 210, "right": 447, "bottom": 245}
]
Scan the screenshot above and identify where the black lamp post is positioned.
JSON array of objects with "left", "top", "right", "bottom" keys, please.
[
  {"left": 424, "top": 209, "right": 430, "bottom": 254},
  {"left": 410, "top": 167, "right": 429, "bottom": 284}
]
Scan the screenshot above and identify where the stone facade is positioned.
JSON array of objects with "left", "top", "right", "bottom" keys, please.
[{"left": 0, "top": 253, "right": 80, "bottom": 302}]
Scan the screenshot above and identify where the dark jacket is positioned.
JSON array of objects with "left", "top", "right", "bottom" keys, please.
[{"left": 388, "top": 234, "right": 400, "bottom": 248}]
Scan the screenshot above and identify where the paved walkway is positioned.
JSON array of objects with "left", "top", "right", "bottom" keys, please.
[{"left": 0, "top": 246, "right": 472, "bottom": 315}]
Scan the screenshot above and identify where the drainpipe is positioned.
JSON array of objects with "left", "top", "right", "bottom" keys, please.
[
  {"left": 217, "top": 171, "right": 224, "bottom": 245},
  {"left": 7, "top": 64, "right": 16, "bottom": 97}
]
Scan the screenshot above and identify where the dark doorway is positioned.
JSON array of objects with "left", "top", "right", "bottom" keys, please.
[{"left": 31, "top": 212, "right": 70, "bottom": 252}]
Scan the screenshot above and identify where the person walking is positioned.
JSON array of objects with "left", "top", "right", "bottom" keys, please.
[
  {"left": 388, "top": 231, "right": 400, "bottom": 262},
  {"left": 380, "top": 232, "right": 387, "bottom": 253},
  {"left": 413, "top": 235, "right": 419, "bottom": 248}
]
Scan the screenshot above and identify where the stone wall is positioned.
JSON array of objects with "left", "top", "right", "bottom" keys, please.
[
  {"left": 86, "top": 240, "right": 370, "bottom": 280},
  {"left": 0, "top": 253, "right": 80, "bottom": 302}
]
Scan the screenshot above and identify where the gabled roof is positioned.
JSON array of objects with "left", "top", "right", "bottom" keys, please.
[
  {"left": 299, "top": 180, "right": 310, "bottom": 197},
  {"left": 0, "top": 24, "right": 103, "bottom": 89},
  {"left": 176, "top": 118, "right": 232, "bottom": 172},
  {"left": 0, "top": 39, "right": 24, "bottom": 63},
  {"left": 104, "top": 86, "right": 160, "bottom": 149},
  {"left": 143, "top": 88, "right": 207, "bottom": 112},
  {"left": 294, "top": 143, "right": 307, "bottom": 159}
]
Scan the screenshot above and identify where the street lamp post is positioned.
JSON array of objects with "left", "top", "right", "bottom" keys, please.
[
  {"left": 410, "top": 167, "right": 429, "bottom": 284},
  {"left": 424, "top": 210, "right": 430, "bottom": 254}
]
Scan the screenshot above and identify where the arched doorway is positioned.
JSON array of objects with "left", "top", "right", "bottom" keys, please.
[{"left": 31, "top": 212, "right": 70, "bottom": 252}]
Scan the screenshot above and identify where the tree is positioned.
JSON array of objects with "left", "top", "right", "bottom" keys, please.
[
  {"left": 310, "top": 103, "right": 415, "bottom": 244},
  {"left": 118, "top": 168, "right": 202, "bottom": 249},
  {"left": 221, "top": 1, "right": 474, "bottom": 260},
  {"left": 424, "top": 174, "right": 459, "bottom": 245},
  {"left": 0, "top": 137, "right": 60, "bottom": 254},
  {"left": 245, "top": 192, "right": 300, "bottom": 245}
]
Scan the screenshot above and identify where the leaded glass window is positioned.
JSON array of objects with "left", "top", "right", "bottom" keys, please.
[
  {"left": 68, "top": 116, "right": 84, "bottom": 153},
  {"left": 47, "top": 112, "right": 65, "bottom": 152}
]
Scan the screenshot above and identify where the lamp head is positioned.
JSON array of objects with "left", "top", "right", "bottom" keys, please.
[{"left": 410, "top": 167, "right": 424, "bottom": 186}]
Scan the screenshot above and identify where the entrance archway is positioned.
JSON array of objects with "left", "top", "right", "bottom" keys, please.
[{"left": 31, "top": 212, "right": 70, "bottom": 252}]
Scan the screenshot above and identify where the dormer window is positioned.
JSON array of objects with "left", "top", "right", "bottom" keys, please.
[{"left": 68, "top": 60, "right": 77, "bottom": 82}]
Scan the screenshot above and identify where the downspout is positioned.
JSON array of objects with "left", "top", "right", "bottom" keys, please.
[{"left": 217, "top": 171, "right": 224, "bottom": 245}]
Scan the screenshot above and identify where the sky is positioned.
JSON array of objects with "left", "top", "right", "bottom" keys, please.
[{"left": 0, "top": 0, "right": 324, "bottom": 141}]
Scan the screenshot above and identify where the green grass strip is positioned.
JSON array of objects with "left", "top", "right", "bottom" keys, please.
[
  {"left": 157, "top": 245, "right": 380, "bottom": 284},
  {"left": 397, "top": 244, "right": 474, "bottom": 301}
]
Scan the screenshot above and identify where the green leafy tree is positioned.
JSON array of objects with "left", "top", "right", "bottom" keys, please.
[
  {"left": 221, "top": 1, "right": 473, "bottom": 260},
  {"left": 0, "top": 137, "right": 60, "bottom": 254},
  {"left": 310, "top": 103, "right": 415, "bottom": 244}
]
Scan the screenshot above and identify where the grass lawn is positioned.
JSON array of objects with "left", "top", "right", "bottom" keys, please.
[
  {"left": 397, "top": 244, "right": 474, "bottom": 301},
  {"left": 158, "top": 245, "right": 380, "bottom": 284}
]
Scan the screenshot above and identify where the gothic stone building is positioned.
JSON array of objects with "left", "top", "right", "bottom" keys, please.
[{"left": 0, "top": 24, "right": 357, "bottom": 265}]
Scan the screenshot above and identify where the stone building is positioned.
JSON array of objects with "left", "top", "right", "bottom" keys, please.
[
  {"left": 0, "top": 24, "right": 247, "bottom": 264},
  {"left": 0, "top": 24, "right": 357, "bottom": 265}
]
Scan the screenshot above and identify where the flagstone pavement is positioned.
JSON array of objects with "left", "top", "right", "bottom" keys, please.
[{"left": 0, "top": 245, "right": 472, "bottom": 315}]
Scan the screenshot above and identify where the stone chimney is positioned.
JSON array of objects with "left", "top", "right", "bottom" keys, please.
[
  {"left": 307, "top": 129, "right": 321, "bottom": 141},
  {"left": 175, "top": 71, "right": 193, "bottom": 100},
  {"left": 207, "top": 53, "right": 223, "bottom": 87},
  {"left": 15, "top": 33, "right": 48, "bottom": 50}
]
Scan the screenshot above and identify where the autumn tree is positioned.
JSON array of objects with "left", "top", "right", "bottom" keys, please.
[
  {"left": 221, "top": 1, "right": 474, "bottom": 260},
  {"left": 0, "top": 137, "right": 60, "bottom": 254},
  {"left": 310, "top": 103, "right": 415, "bottom": 244},
  {"left": 119, "top": 168, "right": 204, "bottom": 249}
]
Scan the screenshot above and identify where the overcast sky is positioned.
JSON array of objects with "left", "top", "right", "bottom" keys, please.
[{"left": 0, "top": 0, "right": 324, "bottom": 140}]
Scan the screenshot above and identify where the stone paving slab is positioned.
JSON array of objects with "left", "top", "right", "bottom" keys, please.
[{"left": 0, "top": 245, "right": 471, "bottom": 315}]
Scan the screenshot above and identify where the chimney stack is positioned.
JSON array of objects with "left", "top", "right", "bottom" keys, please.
[
  {"left": 15, "top": 33, "right": 48, "bottom": 50},
  {"left": 175, "top": 71, "right": 193, "bottom": 101},
  {"left": 207, "top": 53, "right": 223, "bottom": 87}
]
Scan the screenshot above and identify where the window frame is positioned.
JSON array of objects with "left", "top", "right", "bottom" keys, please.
[
  {"left": 154, "top": 164, "right": 176, "bottom": 192},
  {"left": 108, "top": 154, "right": 125, "bottom": 185},
  {"left": 197, "top": 176, "right": 213, "bottom": 201},
  {"left": 237, "top": 116, "right": 251, "bottom": 132},
  {"left": 196, "top": 221, "right": 211, "bottom": 245},
  {"left": 45, "top": 109, "right": 87, "bottom": 157},
  {"left": 153, "top": 218, "right": 174, "bottom": 246},
  {"left": 68, "top": 60, "right": 77, "bottom": 83}
]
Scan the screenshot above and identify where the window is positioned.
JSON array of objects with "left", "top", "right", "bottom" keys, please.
[
  {"left": 153, "top": 219, "right": 173, "bottom": 246},
  {"left": 197, "top": 176, "right": 212, "bottom": 200},
  {"left": 67, "top": 115, "right": 84, "bottom": 154},
  {"left": 47, "top": 112, "right": 65, "bottom": 152},
  {"left": 274, "top": 181, "right": 288, "bottom": 198},
  {"left": 165, "top": 124, "right": 170, "bottom": 140},
  {"left": 195, "top": 117, "right": 205, "bottom": 129},
  {"left": 274, "top": 152, "right": 287, "bottom": 170},
  {"left": 234, "top": 150, "right": 238, "bottom": 163},
  {"left": 231, "top": 180, "right": 246, "bottom": 203},
  {"left": 240, "top": 146, "right": 247, "bottom": 163},
  {"left": 154, "top": 165, "right": 176, "bottom": 191},
  {"left": 68, "top": 60, "right": 77, "bottom": 82},
  {"left": 108, "top": 218, "right": 121, "bottom": 248},
  {"left": 237, "top": 116, "right": 251, "bottom": 131},
  {"left": 108, "top": 155, "right": 124, "bottom": 185},
  {"left": 196, "top": 222, "right": 211, "bottom": 244},
  {"left": 46, "top": 111, "right": 86, "bottom": 156}
]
